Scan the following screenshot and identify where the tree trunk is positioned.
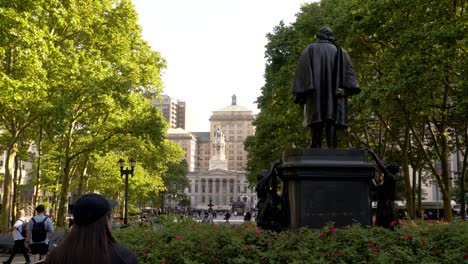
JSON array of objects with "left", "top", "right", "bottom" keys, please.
[
  {"left": 412, "top": 167, "right": 417, "bottom": 218},
  {"left": 402, "top": 127, "right": 414, "bottom": 219},
  {"left": 417, "top": 168, "right": 422, "bottom": 218},
  {"left": 33, "top": 123, "right": 43, "bottom": 208},
  {"left": 11, "top": 156, "right": 19, "bottom": 224},
  {"left": 56, "top": 162, "right": 71, "bottom": 227},
  {"left": 461, "top": 146, "right": 467, "bottom": 222},
  {"left": 440, "top": 124, "right": 453, "bottom": 222},
  {"left": 1, "top": 144, "right": 17, "bottom": 231},
  {"left": 77, "top": 155, "right": 89, "bottom": 198}
]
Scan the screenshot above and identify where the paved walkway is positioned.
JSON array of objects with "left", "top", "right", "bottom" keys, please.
[{"left": 0, "top": 254, "right": 35, "bottom": 263}]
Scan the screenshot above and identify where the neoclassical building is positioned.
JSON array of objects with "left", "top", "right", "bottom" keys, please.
[
  {"left": 186, "top": 127, "right": 256, "bottom": 210},
  {"left": 166, "top": 95, "right": 257, "bottom": 210}
]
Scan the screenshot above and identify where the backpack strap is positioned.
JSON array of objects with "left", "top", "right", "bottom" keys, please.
[
  {"left": 41, "top": 216, "right": 48, "bottom": 223},
  {"left": 31, "top": 217, "right": 37, "bottom": 224},
  {"left": 16, "top": 219, "right": 25, "bottom": 232}
]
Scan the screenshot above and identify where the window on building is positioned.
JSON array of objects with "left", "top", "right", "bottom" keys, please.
[
  {"left": 229, "top": 136, "right": 234, "bottom": 141},
  {"left": 202, "top": 196, "right": 205, "bottom": 203}
]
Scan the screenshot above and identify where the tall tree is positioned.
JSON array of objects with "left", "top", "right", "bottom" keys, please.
[{"left": 0, "top": 0, "right": 51, "bottom": 230}]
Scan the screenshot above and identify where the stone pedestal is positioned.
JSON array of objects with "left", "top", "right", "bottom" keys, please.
[{"left": 280, "top": 149, "right": 375, "bottom": 229}]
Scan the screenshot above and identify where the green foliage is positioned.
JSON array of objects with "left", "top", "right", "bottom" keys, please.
[
  {"left": 0, "top": 0, "right": 182, "bottom": 227},
  {"left": 247, "top": 0, "right": 467, "bottom": 220},
  {"left": 113, "top": 220, "right": 468, "bottom": 264}
]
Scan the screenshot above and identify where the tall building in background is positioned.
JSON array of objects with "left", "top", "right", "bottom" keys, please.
[
  {"left": 192, "top": 132, "right": 210, "bottom": 171},
  {"left": 163, "top": 95, "right": 257, "bottom": 210},
  {"left": 152, "top": 94, "right": 186, "bottom": 129},
  {"left": 167, "top": 128, "right": 197, "bottom": 172},
  {"left": 209, "top": 94, "right": 255, "bottom": 171}
]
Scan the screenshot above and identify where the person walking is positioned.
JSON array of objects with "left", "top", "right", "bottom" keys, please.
[
  {"left": 224, "top": 211, "right": 231, "bottom": 224},
  {"left": 27, "top": 205, "right": 54, "bottom": 263},
  {"left": 3, "top": 210, "right": 31, "bottom": 264},
  {"left": 45, "top": 193, "right": 137, "bottom": 264}
]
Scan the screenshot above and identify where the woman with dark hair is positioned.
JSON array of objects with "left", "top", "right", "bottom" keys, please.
[{"left": 45, "top": 193, "right": 137, "bottom": 264}]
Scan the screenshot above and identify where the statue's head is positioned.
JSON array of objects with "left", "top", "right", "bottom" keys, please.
[
  {"left": 257, "top": 169, "right": 268, "bottom": 181},
  {"left": 386, "top": 162, "right": 400, "bottom": 175},
  {"left": 316, "top": 27, "right": 334, "bottom": 41}
]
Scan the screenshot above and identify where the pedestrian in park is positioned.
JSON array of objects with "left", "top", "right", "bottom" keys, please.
[
  {"left": 45, "top": 193, "right": 137, "bottom": 264},
  {"left": 224, "top": 211, "right": 231, "bottom": 223},
  {"left": 27, "top": 205, "right": 54, "bottom": 263},
  {"left": 3, "top": 210, "right": 31, "bottom": 264},
  {"left": 244, "top": 211, "right": 252, "bottom": 222}
]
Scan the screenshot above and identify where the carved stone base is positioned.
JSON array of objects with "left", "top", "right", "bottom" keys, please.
[{"left": 280, "top": 149, "right": 375, "bottom": 229}]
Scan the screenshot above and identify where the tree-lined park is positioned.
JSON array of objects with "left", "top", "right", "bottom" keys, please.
[
  {"left": 0, "top": 0, "right": 466, "bottom": 242},
  {"left": 246, "top": 0, "right": 467, "bottom": 223},
  {"left": 0, "top": 0, "right": 188, "bottom": 230}
]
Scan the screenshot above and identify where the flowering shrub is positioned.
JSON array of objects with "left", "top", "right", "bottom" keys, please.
[{"left": 113, "top": 217, "right": 468, "bottom": 264}]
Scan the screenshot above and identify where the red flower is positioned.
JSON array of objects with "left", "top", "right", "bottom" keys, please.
[
  {"left": 463, "top": 255, "right": 468, "bottom": 260},
  {"left": 367, "top": 241, "right": 375, "bottom": 247},
  {"left": 140, "top": 251, "right": 148, "bottom": 257},
  {"left": 176, "top": 234, "right": 182, "bottom": 240},
  {"left": 336, "top": 252, "right": 344, "bottom": 257},
  {"left": 328, "top": 226, "right": 336, "bottom": 234},
  {"left": 390, "top": 220, "right": 398, "bottom": 227},
  {"left": 149, "top": 238, "right": 155, "bottom": 243},
  {"left": 255, "top": 227, "right": 260, "bottom": 234},
  {"left": 420, "top": 239, "right": 426, "bottom": 244},
  {"left": 404, "top": 234, "right": 413, "bottom": 241},
  {"left": 245, "top": 244, "right": 251, "bottom": 249},
  {"left": 373, "top": 247, "right": 379, "bottom": 253},
  {"left": 160, "top": 261, "right": 166, "bottom": 264}
]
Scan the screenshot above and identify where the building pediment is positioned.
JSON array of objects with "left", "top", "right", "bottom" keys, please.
[{"left": 188, "top": 169, "right": 244, "bottom": 177}]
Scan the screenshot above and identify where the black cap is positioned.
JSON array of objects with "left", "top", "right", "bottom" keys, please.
[{"left": 73, "top": 193, "right": 118, "bottom": 226}]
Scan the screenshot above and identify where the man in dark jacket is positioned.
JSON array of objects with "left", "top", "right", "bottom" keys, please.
[{"left": 292, "top": 27, "right": 361, "bottom": 149}]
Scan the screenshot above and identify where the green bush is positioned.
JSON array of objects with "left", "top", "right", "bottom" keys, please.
[{"left": 113, "top": 218, "right": 468, "bottom": 264}]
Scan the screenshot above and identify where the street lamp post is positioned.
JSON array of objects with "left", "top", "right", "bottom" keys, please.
[
  {"left": 118, "top": 157, "right": 136, "bottom": 225},
  {"left": 208, "top": 198, "right": 214, "bottom": 212}
]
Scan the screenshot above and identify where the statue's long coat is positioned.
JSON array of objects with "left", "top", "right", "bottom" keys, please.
[{"left": 292, "top": 39, "right": 361, "bottom": 129}]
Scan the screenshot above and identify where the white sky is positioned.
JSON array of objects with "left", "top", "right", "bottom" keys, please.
[{"left": 132, "top": 0, "right": 313, "bottom": 131}]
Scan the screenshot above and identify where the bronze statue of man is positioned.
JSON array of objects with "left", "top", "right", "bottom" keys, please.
[{"left": 292, "top": 27, "right": 361, "bottom": 149}]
